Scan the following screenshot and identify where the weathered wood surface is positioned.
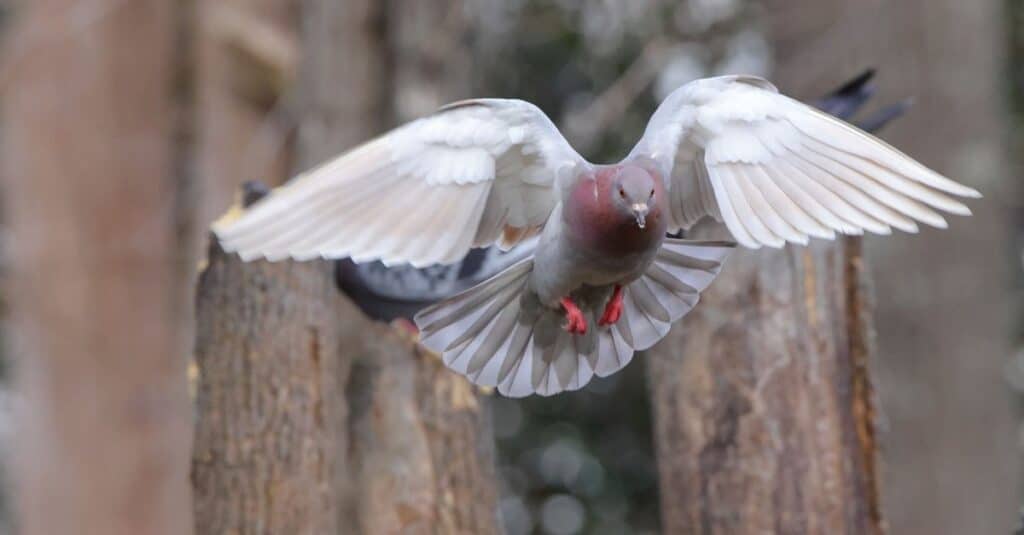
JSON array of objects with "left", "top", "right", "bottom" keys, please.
[
  {"left": 648, "top": 236, "right": 883, "bottom": 535},
  {"left": 350, "top": 325, "right": 502, "bottom": 534},
  {"left": 191, "top": 243, "right": 350, "bottom": 533},
  {"left": 191, "top": 237, "right": 502, "bottom": 534}
]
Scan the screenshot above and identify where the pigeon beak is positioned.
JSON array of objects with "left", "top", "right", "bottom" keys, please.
[{"left": 631, "top": 203, "right": 649, "bottom": 229}]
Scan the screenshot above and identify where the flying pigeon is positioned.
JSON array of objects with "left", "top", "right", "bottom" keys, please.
[
  {"left": 334, "top": 70, "right": 909, "bottom": 323},
  {"left": 214, "top": 74, "right": 979, "bottom": 397}
]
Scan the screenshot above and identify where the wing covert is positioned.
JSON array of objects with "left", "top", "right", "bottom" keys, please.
[{"left": 214, "top": 99, "right": 584, "bottom": 266}]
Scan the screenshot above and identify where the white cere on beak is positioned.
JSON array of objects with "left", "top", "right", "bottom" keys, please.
[{"left": 631, "top": 202, "right": 649, "bottom": 229}]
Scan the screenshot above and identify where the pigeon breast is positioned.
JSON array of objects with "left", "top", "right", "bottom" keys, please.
[{"left": 562, "top": 166, "right": 667, "bottom": 256}]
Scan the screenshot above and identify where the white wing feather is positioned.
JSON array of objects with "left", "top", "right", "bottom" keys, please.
[
  {"left": 214, "top": 99, "right": 584, "bottom": 267},
  {"left": 630, "top": 75, "right": 980, "bottom": 249}
]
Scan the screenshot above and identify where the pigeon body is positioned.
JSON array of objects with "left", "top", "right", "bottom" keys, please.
[
  {"left": 533, "top": 162, "right": 667, "bottom": 309},
  {"left": 215, "top": 74, "right": 979, "bottom": 396}
]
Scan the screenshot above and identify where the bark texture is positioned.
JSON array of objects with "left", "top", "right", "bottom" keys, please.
[
  {"left": 2, "top": 1, "right": 193, "bottom": 534},
  {"left": 349, "top": 328, "right": 502, "bottom": 534},
  {"left": 191, "top": 237, "right": 501, "bottom": 534},
  {"left": 648, "top": 238, "right": 882, "bottom": 535},
  {"left": 191, "top": 245, "right": 350, "bottom": 534},
  {"left": 191, "top": 1, "right": 500, "bottom": 532}
]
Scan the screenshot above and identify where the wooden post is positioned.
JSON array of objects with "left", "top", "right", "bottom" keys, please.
[{"left": 647, "top": 238, "right": 883, "bottom": 534}]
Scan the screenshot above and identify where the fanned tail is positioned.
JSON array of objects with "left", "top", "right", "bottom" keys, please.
[
  {"left": 415, "top": 238, "right": 734, "bottom": 397},
  {"left": 617, "top": 238, "right": 733, "bottom": 348}
]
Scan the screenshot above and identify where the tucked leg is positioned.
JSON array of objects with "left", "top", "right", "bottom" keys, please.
[
  {"left": 599, "top": 284, "right": 624, "bottom": 326},
  {"left": 560, "top": 296, "right": 588, "bottom": 334}
]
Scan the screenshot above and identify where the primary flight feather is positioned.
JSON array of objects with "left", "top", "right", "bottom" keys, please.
[{"left": 214, "top": 75, "right": 979, "bottom": 397}]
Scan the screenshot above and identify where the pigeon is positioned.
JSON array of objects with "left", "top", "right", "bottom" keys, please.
[
  {"left": 214, "top": 74, "right": 979, "bottom": 397},
  {"left": 334, "top": 70, "right": 910, "bottom": 323}
]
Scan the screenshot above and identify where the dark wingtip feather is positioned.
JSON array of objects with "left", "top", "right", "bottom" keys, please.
[
  {"left": 834, "top": 68, "right": 877, "bottom": 97},
  {"left": 815, "top": 69, "right": 883, "bottom": 121}
]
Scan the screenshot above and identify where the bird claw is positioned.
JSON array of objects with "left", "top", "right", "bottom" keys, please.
[
  {"left": 598, "top": 285, "right": 624, "bottom": 326},
  {"left": 560, "top": 297, "right": 588, "bottom": 335}
]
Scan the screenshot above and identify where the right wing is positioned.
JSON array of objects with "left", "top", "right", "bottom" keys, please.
[
  {"left": 630, "top": 75, "right": 979, "bottom": 249},
  {"left": 214, "top": 99, "right": 585, "bottom": 267}
]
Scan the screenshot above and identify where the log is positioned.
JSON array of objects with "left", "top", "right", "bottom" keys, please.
[
  {"left": 191, "top": 242, "right": 351, "bottom": 533},
  {"left": 349, "top": 325, "right": 502, "bottom": 534},
  {"left": 191, "top": 205, "right": 501, "bottom": 534},
  {"left": 647, "top": 238, "right": 883, "bottom": 534}
]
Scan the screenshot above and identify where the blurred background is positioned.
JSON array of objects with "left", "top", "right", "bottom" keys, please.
[{"left": 0, "top": 0, "right": 1020, "bottom": 534}]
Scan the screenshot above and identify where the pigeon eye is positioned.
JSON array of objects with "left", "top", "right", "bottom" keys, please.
[
  {"left": 618, "top": 188, "right": 626, "bottom": 198},
  {"left": 649, "top": 189, "right": 655, "bottom": 198}
]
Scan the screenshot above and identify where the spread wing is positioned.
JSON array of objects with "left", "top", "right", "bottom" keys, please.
[
  {"left": 629, "top": 75, "right": 980, "bottom": 248},
  {"left": 214, "top": 99, "right": 584, "bottom": 267}
]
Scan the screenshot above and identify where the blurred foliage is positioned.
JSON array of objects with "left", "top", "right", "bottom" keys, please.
[{"left": 493, "top": 363, "right": 660, "bottom": 534}]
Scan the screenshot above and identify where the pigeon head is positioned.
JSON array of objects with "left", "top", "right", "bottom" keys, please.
[
  {"left": 610, "top": 165, "right": 658, "bottom": 229},
  {"left": 564, "top": 162, "right": 667, "bottom": 254}
]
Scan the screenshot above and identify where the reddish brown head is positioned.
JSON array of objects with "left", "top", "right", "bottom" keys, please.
[{"left": 563, "top": 162, "right": 667, "bottom": 255}]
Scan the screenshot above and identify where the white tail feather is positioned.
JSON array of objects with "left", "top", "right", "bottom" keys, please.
[{"left": 415, "top": 238, "right": 734, "bottom": 397}]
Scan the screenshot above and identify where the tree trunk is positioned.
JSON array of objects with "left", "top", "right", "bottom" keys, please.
[
  {"left": 191, "top": 244, "right": 351, "bottom": 534},
  {"left": 349, "top": 327, "right": 502, "bottom": 534},
  {"left": 191, "top": 1, "right": 501, "bottom": 533},
  {"left": 2, "top": 1, "right": 193, "bottom": 534},
  {"left": 647, "top": 238, "right": 883, "bottom": 534}
]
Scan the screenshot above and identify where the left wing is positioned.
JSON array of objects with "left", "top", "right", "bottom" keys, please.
[
  {"left": 214, "top": 99, "right": 584, "bottom": 267},
  {"left": 628, "top": 75, "right": 980, "bottom": 248}
]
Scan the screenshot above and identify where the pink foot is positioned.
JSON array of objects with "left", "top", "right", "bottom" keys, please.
[
  {"left": 599, "top": 285, "right": 624, "bottom": 326},
  {"left": 560, "top": 297, "right": 588, "bottom": 335}
]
